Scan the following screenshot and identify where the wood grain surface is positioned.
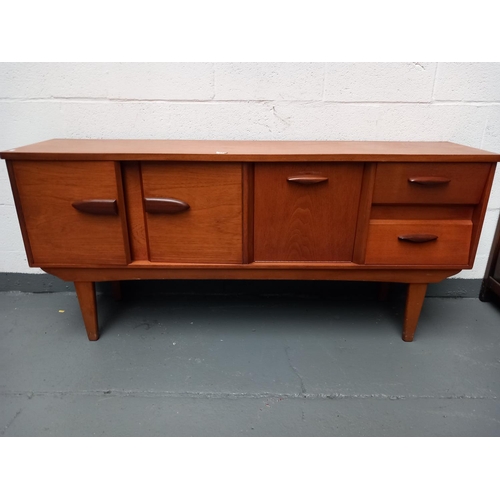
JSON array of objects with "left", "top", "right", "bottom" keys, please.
[
  {"left": 74, "top": 282, "right": 99, "bottom": 341},
  {"left": 254, "top": 163, "right": 363, "bottom": 261},
  {"left": 122, "top": 162, "right": 149, "bottom": 261},
  {"left": 12, "top": 161, "right": 129, "bottom": 266},
  {"left": 43, "top": 266, "right": 461, "bottom": 283},
  {"left": 365, "top": 220, "right": 473, "bottom": 265},
  {"left": 373, "top": 163, "right": 491, "bottom": 204},
  {"left": 2, "top": 139, "right": 499, "bottom": 162},
  {"left": 141, "top": 162, "right": 243, "bottom": 263},
  {"left": 403, "top": 283, "right": 428, "bottom": 342},
  {"left": 71, "top": 199, "right": 118, "bottom": 215},
  {"left": 352, "top": 163, "right": 377, "bottom": 263}
]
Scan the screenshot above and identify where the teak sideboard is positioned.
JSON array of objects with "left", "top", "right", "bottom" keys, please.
[{"left": 2, "top": 140, "right": 499, "bottom": 342}]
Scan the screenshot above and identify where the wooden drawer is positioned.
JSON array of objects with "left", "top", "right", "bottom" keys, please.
[
  {"left": 13, "top": 161, "right": 129, "bottom": 266},
  {"left": 372, "top": 163, "right": 491, "bottom": 204},
  {"left": 141, "top": 162, "right": 242, "bottom": 263},
  {"left": 254, "top": 163, "right": 364, "bottom": 261},
  {"left": 365, "top": 220, "right": 473, "bottom": 265}
]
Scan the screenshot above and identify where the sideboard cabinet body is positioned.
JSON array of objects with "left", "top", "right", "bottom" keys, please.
[{"left": 2, "top": 140, "right": 499, "bottom": 341}]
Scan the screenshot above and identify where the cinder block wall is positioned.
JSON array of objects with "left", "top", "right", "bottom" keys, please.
[{"left": 1, "top": 62, "right": 499, "bottom": 277}]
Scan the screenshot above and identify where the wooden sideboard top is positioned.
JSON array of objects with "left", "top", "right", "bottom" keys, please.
[{"left": 1, "top": 139, "right": 499, "bottom": 163}]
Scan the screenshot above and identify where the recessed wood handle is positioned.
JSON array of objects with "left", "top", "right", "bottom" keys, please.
[
  {"left": 287, "top": 176, "right": 328, "bottom": 185},
  {"left": 398, "top": 234, "right": 439, "bottom": 243},
  {"left": 408, "top": 177, "right": 451, "bottom": 185},
  {"left": 144, "top": 197, "right": 190, "bottom": 214},
  {"left": 72, "top": 199, "right": 118, "bottom": 215}
]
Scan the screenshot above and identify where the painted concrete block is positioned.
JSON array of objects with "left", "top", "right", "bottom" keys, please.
[
  {"left": 0, "top": 102, "right": 66, "bottom": 146},
  {"left": 0, "top": 63, "right": 109, "bottom": 99},
  {"left": 51, "top": 100, "right": 275, "bottom": 140},
  {"left": 482, "top": 106, "right": 500, "bottom": 160},
  {"left": 434, "top": 63, "right": 500, "bottom": 102},
  {"left": 215, "top": 62, "right": 324, "bottom": 101},
  {"left": 324, "top": 62, "right": 437, "bottom": 102},
  {"left": 104, "top": 63, "right": 214, "bottom": 100},
  {"left": 252, "top": 101, "right": 380, "bottom": 140},
  {"left": 0, "top": 63, "right": 215, "bottom": 101},
  {"left": 487, "top": 168, "right": 500, "bottom": 210},
  {"left": 0, "top": 251, "right": 32, "bottom": 274},
  {"left": 0, "top": 206, "right": 25, "bottom": 252},
  {"left": 373, "top": 104, "right": 489, "bottom": 144},
  {"left": 0, "top": 164, "right": 15, "bottom": 205}
]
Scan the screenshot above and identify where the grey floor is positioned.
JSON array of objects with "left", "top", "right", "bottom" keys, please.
[{"left": 1, "top": 285, "right": 499, "bottom": 436}]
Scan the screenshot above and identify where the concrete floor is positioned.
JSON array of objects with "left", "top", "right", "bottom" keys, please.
[{"left": 1, "top": 287, "right": 499, "bottom": 436}]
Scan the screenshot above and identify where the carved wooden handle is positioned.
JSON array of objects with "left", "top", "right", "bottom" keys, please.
[
  {"left": 72, "top": 199, "right": 118, "bottom": 215},
  {"left": 408, "top": 177, "right": 451, "bottom": 185},
  {"left": 144, "top": 198, "right": 190, "bottom": 214},
  {"left": 398, "top": 234, "right": 439, "bottom": 243},
  {"left": 287, "top": 176, "right": 328, "bottom": 185}
]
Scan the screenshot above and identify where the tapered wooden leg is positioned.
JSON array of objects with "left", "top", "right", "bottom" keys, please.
[
  {"left": 111, "top": 281, "right": 122, "bottom": 301},
  {"left": 402, "top": 283, "right": 428, "bottom": 342},
  {"left": 74, "top": 281, "right": 99, "bottom": 341}
]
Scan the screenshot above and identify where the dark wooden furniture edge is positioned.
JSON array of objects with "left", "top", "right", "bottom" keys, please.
[
  {"left": 242, "top": 163, "right": 254, "bottom": 264},
  {"left": 5, "top": 160, "right": 34, "bottom": 265},
  {"left": 353, "top": 163, "right": 376, "bottom": 263},
  {"left": 3, "top": 140, "right": 500, "bottom": 163},
  {"left": 480, "top": 210, "right": 500, "bottom": 302},
  {"left": 469, "top": 164, "right": 497, "bottom": 267},
  {"left": 4, "top": 154, "right": 500, "bottom": 163},
  {"left": 43, "top": 267, "right": 459, "bottom": 283}
]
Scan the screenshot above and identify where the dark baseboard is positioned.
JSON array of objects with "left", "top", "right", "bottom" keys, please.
[
  {"left": 0, "top": 273, "right": 483, "bottom": 299},
  {"left": 0, "top": 273, "right": 74, "bottom": 293}
]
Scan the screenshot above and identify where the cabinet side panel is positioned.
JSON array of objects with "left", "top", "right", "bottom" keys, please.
[{"left": 469, "top": 163, "right": 497, "bottom": 266}]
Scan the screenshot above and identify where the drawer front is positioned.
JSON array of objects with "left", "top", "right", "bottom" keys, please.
[
  {"left": 254, "top": 163, "right": 364, "bottom": 261},
  {"left": 13, "top": 161, "right": 129, "bottom": 266},
  {"left": 365, "top": 220, "right": 473, "bottom": 265},
  {"left": 141, "top": 162, "right": 242, "bottom": 263},
  {"left": 372, "top": 163, "right": 490, "bottom": 204}
]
